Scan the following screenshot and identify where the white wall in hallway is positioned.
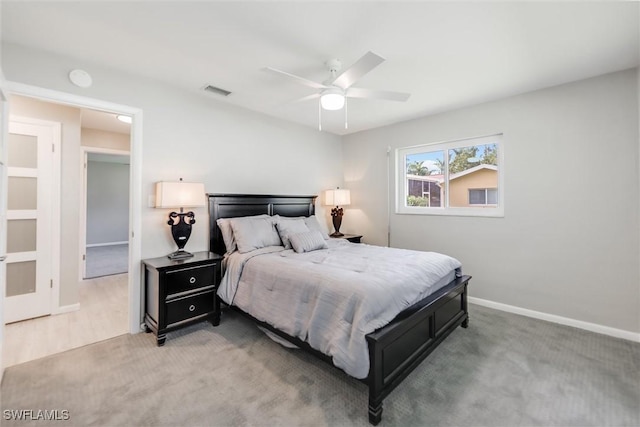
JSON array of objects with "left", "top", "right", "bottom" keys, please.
[{"left": 86, "top": 159, "right": 130, "bottom": 245}]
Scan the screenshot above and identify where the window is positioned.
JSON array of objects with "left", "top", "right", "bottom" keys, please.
[
  {"left": 469, "top": 188, "right": 497, "bottom": 206},
  {"left": 396, "top": 134, "right": 503, "bottom": 217}
]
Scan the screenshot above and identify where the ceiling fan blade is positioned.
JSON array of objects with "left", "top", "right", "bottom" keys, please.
[
  {"left": 331, "top": 51, "right": 385, "bottom": 90},
  {"left": 263, "top": 67, "right": 328, "bottom": 90},
  {"left": 289, "top": 93, "right": 321, "bottom": 104},
  {"left": 347, "top": 87, "right": 411, "bottom": 102}
]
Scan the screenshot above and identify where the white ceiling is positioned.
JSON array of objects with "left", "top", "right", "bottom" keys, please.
[
  {"left": 81, "top": 108, "right": 131, "bottom": 135},
  {"left": 3, "top": 2, "right": 638, "bottom": 136}
]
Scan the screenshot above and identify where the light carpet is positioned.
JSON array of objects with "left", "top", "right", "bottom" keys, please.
[
  {"left": 85, "top": 244, "right": 128, "bottom": 279},
  {"left": 1, "top": 304, "right": 638, "bottom": 426}
]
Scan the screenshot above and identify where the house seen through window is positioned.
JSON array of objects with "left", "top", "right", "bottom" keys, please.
[{"left": 397, "top": 134, "right": 503, "bottom": 217}]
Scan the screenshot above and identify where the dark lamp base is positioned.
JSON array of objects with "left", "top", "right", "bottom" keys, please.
[
  {"left": 331, "top": 206, "right": 344, "bottom": 237},
  {"left": 167, "top": 250, "right": 194, "bottom": 260},
  {"left": 167, "top": 210, "right": 196, "bottom": 261}
]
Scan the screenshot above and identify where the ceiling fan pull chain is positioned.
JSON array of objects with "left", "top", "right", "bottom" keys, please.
[
  {"left": 345, "top": 97, "right": 348, "bottom": 129},
  {"left": 318, "top": 98, "right": 322, "bottom": 131}
]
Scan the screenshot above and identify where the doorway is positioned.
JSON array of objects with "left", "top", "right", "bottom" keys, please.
[
  {"left": 1, "top": 89, "right": 141, "bottom": 368},
  {"left": 81, "top": 148, "right": 131, "bottom": 279}
]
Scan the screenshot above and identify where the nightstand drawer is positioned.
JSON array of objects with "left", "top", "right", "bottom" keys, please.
[
  {"left": 165, "top": 264, "right": 214, "bottom": 294},
  {"left": 166, "top": 290, "right": 214, "bottom": 326}
]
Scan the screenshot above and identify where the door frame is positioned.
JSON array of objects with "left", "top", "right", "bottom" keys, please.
[
  {"left": 79, "top": 146, "right": 130, "bottom": 281},
  {"left": 6, "top": 116, "right": 62, "bottom": 320},
  {"left": 0, "top": 75, "right": 7, "bottom": 383},
  {"left": 1, "top": 80, "right": 144, "bottom": 338}
]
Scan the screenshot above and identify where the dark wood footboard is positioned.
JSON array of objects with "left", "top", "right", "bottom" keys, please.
[
  {"left": 365, "top": 275, "right": 470, "bottom": 425},
  {"left": 226, "top": 275, "right": 470, "bottom": 425}
]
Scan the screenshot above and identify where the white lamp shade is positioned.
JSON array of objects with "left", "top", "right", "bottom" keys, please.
[
  {"left": 325, "top": 188, "right": 351, "bottom": 206},
  {"left": 320, "top": 87, "right": 345, "bottom": 111},
  {"left": 321, "top": 93, "right": 345, "bottom": 110},
  {"left": 155, "top": 181, "right": 205, "bottom": 208}
]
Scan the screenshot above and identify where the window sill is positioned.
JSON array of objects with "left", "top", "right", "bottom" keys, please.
[{"left": 395, "top": 207, "right": 504, "bottom": 218}]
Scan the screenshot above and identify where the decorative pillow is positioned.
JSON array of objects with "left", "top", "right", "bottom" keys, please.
[
  {"left": 289, "top": 230, "right": 329, "bottom": 254},
  {"left": 216, "top": 218, "right": 236, "bottom": 255},
  {"left": 304, "top": 215, "right": 330, "bottom": 240},
  {"left": 229, "top": 216, "right": 282, "bottom": 253},
  {"left": 216, "top": 214, "right": 269, "bottom": 255},
  {"left": 276, "top": 218, "right": 310, "bottom": 249}
]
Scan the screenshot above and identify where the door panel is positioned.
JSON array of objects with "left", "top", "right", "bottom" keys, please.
[
  {"left": 7, "top": 134, "right": 37, "bottom": 168},
  {"left": 7, "top": 219, "right": 37, "bottom": 253},
  {"left": 7, "top": 177, "right": 37, "bottom": 209},
  {"left": 4, "top": 119, "right": 57, "bottom": 323},
  {"left": 6, "top": 261, "right": 37, "bottom": 297}
]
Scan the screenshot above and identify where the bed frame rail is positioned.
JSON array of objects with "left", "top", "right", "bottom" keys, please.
[{"left": 366, "top": 275, "right": 470, "bottom": 424}]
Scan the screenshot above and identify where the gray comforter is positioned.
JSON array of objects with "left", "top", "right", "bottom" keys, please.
[{"left": 218, "top": 240, "right": 462, "bottom": 379}]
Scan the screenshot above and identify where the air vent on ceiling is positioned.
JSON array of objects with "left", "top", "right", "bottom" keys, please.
[{"left": 203, "top": 85, "right": 232, "bottom": 97}]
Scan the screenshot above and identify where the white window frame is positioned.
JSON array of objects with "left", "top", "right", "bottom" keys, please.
[{"left": 396, "top": 134, "right": 504, "bottom": 217}]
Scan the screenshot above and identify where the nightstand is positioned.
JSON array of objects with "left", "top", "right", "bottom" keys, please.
[
  {"left": 331, "top": 233, "right": 363, "bottom": 244},
  {"left": 142, "top": 251, "right": 223, "bottom": 346}
]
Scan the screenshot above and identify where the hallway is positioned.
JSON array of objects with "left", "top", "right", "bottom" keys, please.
[{"left": 3, "top": 273, "right": 128, "bottom": 367}]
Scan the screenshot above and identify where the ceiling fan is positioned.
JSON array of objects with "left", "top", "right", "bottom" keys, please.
[{"left": 263, "top": 51, "right": 410, "bottom": 130}]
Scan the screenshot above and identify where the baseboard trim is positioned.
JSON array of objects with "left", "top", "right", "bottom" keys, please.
[
  {"left": 51, "top": 303, "right": 80, "bottom": 315},
  {"left": 468, "top": 297, "right": 640, "bottom": 343},
  {"left": 87, "top": 241, "right": 128, "bottom": 248}
]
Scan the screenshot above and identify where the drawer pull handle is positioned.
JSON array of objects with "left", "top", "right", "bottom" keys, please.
[
  {"left": 189, "top": 277, "right": 196, "bottom": 284},
  {"left": 189, "top": 305, "right": 196, "bottom": 312}
]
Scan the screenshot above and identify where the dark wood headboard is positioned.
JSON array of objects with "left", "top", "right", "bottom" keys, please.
[{"left": 207, "top": 194, "right": 317, "bottom": 255}]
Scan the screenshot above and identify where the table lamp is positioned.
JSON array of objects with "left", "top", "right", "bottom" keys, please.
[
  {"left": 155, "top": 179, "right": 205, "bottom": 259},
  {"left": 325, "top": 187, "right": 351, "bottom": 237}
]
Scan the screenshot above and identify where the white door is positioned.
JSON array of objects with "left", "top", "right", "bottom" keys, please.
[{"left": 4, "top": 118, "right": 59, "bottom": 323}]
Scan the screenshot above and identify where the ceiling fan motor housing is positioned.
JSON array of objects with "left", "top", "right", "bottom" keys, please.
[{"left": 326, "top": 59, "right": 342, "bottom": 74}]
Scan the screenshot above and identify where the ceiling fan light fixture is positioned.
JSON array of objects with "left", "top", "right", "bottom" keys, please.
[
  {"left": 320, "top": 88, "right": 345, "bottom": 110},
  {"left": 116, "top": 115, "right": 132, "bottom": 124}
]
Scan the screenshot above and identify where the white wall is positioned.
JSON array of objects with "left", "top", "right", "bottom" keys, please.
[
  {"left": 81, "top": 128, "right": 129, "bottom": 151},
  {"left": 2, "top": 43, "right": 343, "bottom": 301},
  {"left": 86, "top": 159, "right": 129, "bottom": 245},
  {"left": 343, "top": 68, "right": 640, "bottom": 334}
]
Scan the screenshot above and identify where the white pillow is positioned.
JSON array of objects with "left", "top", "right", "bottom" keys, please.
[
  {"left": 276, "top": 218, "right": 310, "bottom": 249},
  {"left": 304, "top": 215, "right": 330, "bottom": 240},
  {"left": 289, "top": 230, "right": 329, "bottom": 254},
  {"left": 229, "top": 216, "right": 282, "bottom": 253},
  {"left": 216, "top": 214, "right": 269, "bottom": 255}
]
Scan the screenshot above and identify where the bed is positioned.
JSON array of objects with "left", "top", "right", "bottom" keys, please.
[{"left": 208, "top": 193, "right": 471, "bottom": 425}]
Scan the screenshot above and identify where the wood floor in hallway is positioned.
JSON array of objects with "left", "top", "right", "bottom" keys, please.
[{"left": 3, "top": 273, "right": 128, "bottom": 367}]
